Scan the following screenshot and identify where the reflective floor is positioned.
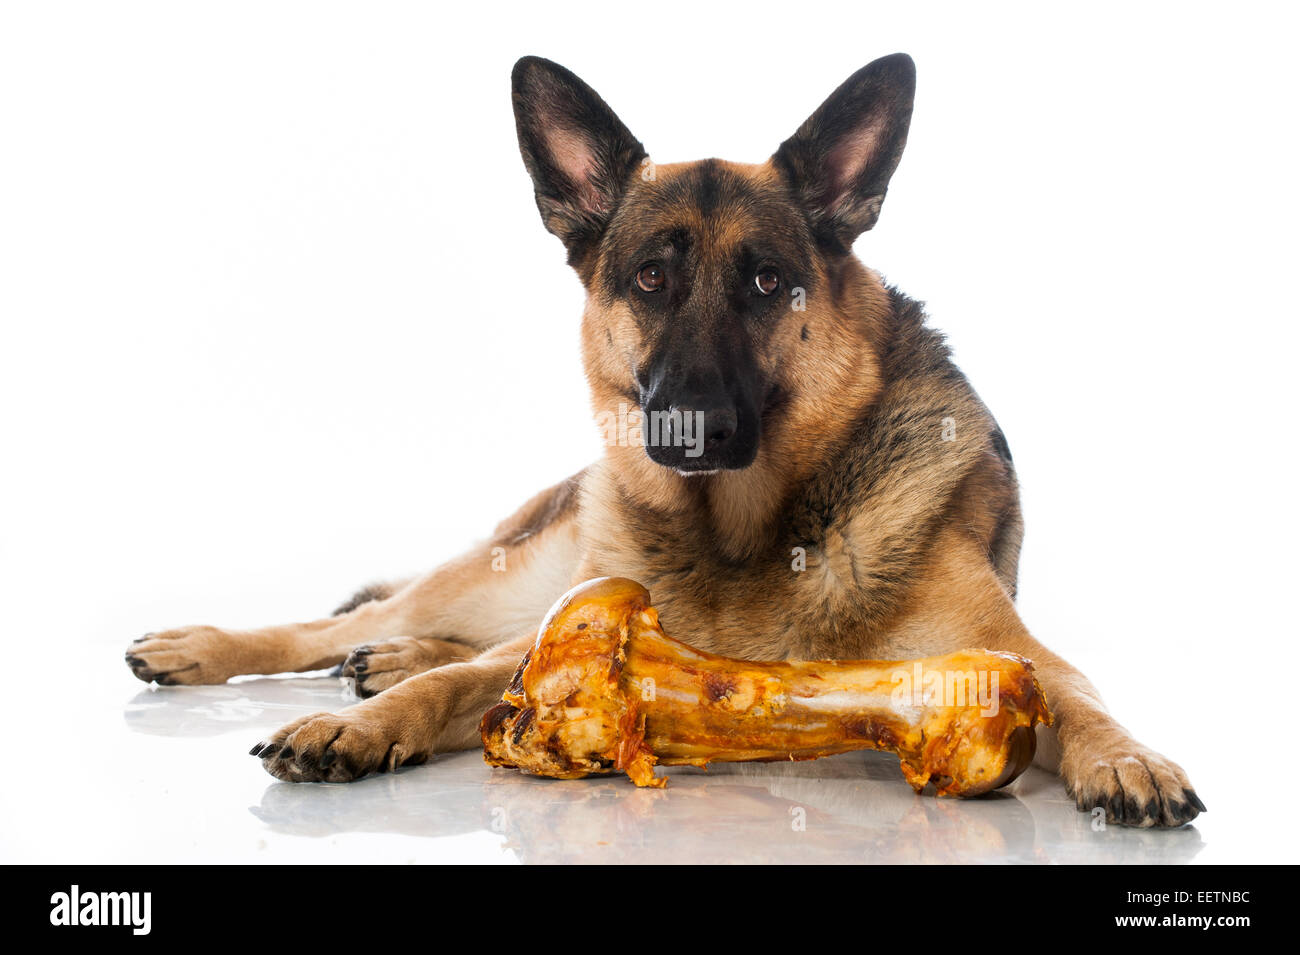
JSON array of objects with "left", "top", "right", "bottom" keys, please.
[{"left": 3, "top": 670, "right": 1241, "bottom": 864}]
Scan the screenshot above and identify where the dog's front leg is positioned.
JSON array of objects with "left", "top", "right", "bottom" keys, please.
[
  {"left": 251, "top": 631, "right": 533, "bottom": 782},
  {"left": 124, "top": 584, "right": 484, "bottom": 688},
  {"left": 881, "top": 526, "right": 1205, "bottom": 828},
  {"left": 125, "top": 612, "right": 396, "bottom": 687},
  {"left": 126, "top": 472, "right": 585, "bottom": 688}
]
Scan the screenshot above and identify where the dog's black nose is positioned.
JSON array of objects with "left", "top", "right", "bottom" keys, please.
[
  {"left": 670, "top": 398, "right": 738, "bottom": 455},
  {"left": 639, "top": 361, "right": 761, "bottom": 472}
]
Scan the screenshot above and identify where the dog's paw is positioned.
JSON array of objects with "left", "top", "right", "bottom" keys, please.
[
  {"left": 125, "top": 627, "right": 239, "bottom": 685},
  {"left": 1062, "top": 736, "right": 1205, "bottom": 828},
  {"left": 250, "top": 706, "right": 428, "bottom": 782},
  {"left": 341, "top": 637, "right": 473, "bottom": 698}
]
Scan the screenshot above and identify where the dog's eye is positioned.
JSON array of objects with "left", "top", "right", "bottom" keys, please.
[
  {"left": 754, "top": 268, "right": 780, "bottom": 296},
  {"left": 636, "top": 263, "right": 665, "bottom": 293}
]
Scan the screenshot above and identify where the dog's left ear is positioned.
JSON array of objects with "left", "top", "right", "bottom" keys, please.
[
  {"left": 512, "top": 56, "right": 648, "bottom": 263},
  {"left": 773, "top": 53, "right": 915, "bottom": 250}
]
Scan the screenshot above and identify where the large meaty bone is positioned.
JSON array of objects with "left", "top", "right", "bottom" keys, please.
[{"left": 480, "top": 577, "right": 1052, "bottom": 794}]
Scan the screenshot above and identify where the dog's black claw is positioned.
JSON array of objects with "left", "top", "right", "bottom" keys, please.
[
  {"left": 250, "top": 742, "right": 266, "bottom": 756},
  {"left": 1108, "top": 791, "right": 1123, "bottom": 822},
  {"left": 125, "top": 653, "right": 142, "bottom": 666},
  {"left": 279, "top": 746, "right": 294, "bottom": 761},
  {"left": 1184, "top": 788, "right": 1206, "bottom": 813},
  {"left": 1123, "top": 796, "right": 1139, "bottom": 824},
  {"left": 320, "top": 749, "right": 336, "bottom": 768}
]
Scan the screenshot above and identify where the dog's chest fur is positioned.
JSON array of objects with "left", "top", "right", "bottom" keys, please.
[{"left": 581, "top": 291, "right": 1008, "bottom": 661}]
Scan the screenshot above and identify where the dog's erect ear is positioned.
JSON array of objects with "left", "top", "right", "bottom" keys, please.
[
  {"left": 512, "top": 57, "right": 647, "bottom": 262},
  {"left": 773, "top": 53, "right": 915, "bottom": 250}
]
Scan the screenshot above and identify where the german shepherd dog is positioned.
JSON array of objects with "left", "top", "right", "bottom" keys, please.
[{"left": 126, "top": 54, "right": 1204, "bottom": 828}]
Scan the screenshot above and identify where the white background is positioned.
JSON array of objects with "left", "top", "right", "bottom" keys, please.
[{"left": 2, "top": 1, "right": 1297, "bottom": 863}]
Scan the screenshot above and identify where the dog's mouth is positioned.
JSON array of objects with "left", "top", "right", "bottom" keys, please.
[
  {"left": 644, "top": 435, "right": 756, "bottom": 474},
  {"left": 672, "top": 463, "right": 722, "bottom": 477}
]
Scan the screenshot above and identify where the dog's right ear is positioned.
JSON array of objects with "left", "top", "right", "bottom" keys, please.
[
  {"left": 773, "top": 53, "right": 916, "bottom": 251},
  {"left": 512, "top": 57, "right": 647, "bottom": 263}
]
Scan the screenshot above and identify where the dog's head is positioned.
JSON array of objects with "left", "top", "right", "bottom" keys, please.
[{"left": 512, "top": 55, "right": 914, "bottom": 480}]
